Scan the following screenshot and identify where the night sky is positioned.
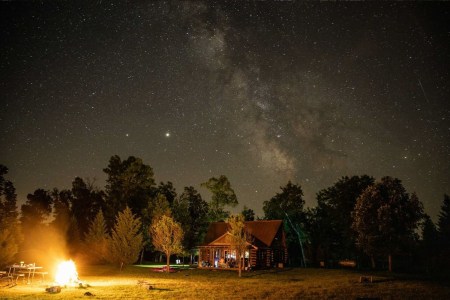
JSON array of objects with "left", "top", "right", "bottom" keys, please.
[{"left": 1, "top": 2, "right": 449, "bottom": 219}]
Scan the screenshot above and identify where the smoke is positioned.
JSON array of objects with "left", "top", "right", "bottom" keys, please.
[{"left": 17, "top": 222, "right": 73, "bottom": 277}]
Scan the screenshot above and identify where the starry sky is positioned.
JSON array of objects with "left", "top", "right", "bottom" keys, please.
[{"left": 1, "top": 2, "right": 449, "bottom": 220}]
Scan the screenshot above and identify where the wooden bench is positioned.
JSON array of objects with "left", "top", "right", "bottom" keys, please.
[
  {"left": 2, "top": 269, "right": 24, "bottom": 285},
  {"left": 10, "top": 273, "right": 25, "bottom": 284},
  {"left": 17, "top": 270, "right": 48, "bottom": 283},
  {"left": 0, "top": 271, "right": 8, "bottom": 282}
]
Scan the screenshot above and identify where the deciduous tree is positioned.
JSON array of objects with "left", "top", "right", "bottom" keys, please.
[
  {"left": 437, "top": 194, "right": 450, "bottom": 267},
  {"left": 263, "top": 181, "right": 306, "bottom": 266},
  {"left": 0, "top": 165, "right": 22, "bottom": 266},
  {"left": 0, "top": 165, "right": 18, "bottom": 221},
  {"left": 316, "top": 175, "right": 374, "bottom": 264},
  {"left": 241, "top": 205, "right": 255, "bottom": 221},
  {"left": 174, "top": 186, "right": 209, "bottom": 262},
  {"left": 154, "top": 181, "right": 177, "bottom": 207},
  {"left": 150, "top": 215, "right": 183, "bottom": 271},
  {"left": 71, "top": 177, "right": 105, "bottom": 237},
  {"left": 103, "top": 155, "right": 155, "bottom": 227},
  {"left": 437, "top": 194, "right": 450, "bottom": 245},
  {"left": 420, "top": 214, "right": 439, "bottom": 273},
  {"left": 201, "top": 175, "right": 237, "bottom": 221},
  {"left": 50, "top": 188, "right": 72, "bottom": 234},
  {"left": 352, "top": 177, "right": 423, "bottom": 271},
  {"left": 227, "top": 214, "right": 251, "bottom": 277},
  {"left": 141, "top": 193, "right": 172, "bottom": 263},
  {"left": 21, "top": 189, "right": 53, "bottom": 229},
  {"left": 263, "top": 181, "right": 305, "bottom": 221}
]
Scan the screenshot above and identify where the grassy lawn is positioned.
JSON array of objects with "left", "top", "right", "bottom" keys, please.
[{"left": 1, "top": 265, "right": 449, "bottom": 299}]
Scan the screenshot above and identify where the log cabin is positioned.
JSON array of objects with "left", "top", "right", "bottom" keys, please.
[{"left": 198, "top": 220, "right": 288, "bottom": 270}]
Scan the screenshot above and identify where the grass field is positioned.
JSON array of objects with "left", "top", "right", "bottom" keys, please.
[{"left": 1, "top": 264, "right": 449, "bottom": 299}]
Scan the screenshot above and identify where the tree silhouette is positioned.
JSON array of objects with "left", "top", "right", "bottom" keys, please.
[
  {"left": 420, "top": 214, "right": 439, "bottom": 273},
  {"left": 437, "top": 194, "right": 450, "bottom": 268},
  {"left": 263, "top": 181, "right": 306, "bottom": 266},
  {"left": 201, "top": 175, "right": 237, "bottom": 221},
  {"left": 50, "top": 188, "right": 72, "bottom": 234},
  {"left": 352, "top": 177, "right": 423, "bottom": 271},
  {"left": 71, "top": 177, "right": 105, "bottom": 238},
  {"left": 0, "top": 165, "right": 22, "bottom": 266},
  {"left": 21, "top": 189, "right": 53, "bottom": 229},
  {"left": 241, "top": 205, "right": 255, "bottom": 221},
  {"left": 173, "top": 186, "right": 209, "bottom": 262},
  {"left": 316, "top": 175, "right": 374, "bottom": 265},
  {"left": 104, "top": 155, "right": 155, "bottom": 228}
]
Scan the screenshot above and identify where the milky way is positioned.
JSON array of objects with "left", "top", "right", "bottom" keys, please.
[{"left": 1, "top": 2, "right": 449, "bottom": 219}]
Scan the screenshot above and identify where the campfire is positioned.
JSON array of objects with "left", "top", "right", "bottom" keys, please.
[
  {"left": 46, "top": 260, "right": 90, "bottom": 294},
  {"left": 55, "top": 259, "right": 79, "bottom": 286}
]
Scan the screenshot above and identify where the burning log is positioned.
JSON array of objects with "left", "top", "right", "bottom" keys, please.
[{"left": 45, "top": 286, "right": 61, "bottom": 293}]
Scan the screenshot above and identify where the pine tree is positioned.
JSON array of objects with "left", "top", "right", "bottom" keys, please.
[
  {"left": 108, "top": 206, "right": 143, "bottom": 269},
  {"left": 84, "top": 210, "right": 109, "bottom": 264}
]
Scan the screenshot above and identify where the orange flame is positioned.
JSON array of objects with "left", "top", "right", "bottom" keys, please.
[{"left": 55, "top": 260, "right": 78, "bottom": 286}]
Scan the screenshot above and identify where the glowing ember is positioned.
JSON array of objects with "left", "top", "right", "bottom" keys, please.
[{"left": 55, "top": 260, "right": 79, "bottom": 286}]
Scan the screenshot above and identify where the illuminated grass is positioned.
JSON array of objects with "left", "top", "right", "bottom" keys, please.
[{"left": 1, "top": 266, "right": 449, "bottom": 299}]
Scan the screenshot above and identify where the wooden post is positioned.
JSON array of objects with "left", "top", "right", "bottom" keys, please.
[{"left": 210, "top": 248, "right": 213, "bottom": 266}]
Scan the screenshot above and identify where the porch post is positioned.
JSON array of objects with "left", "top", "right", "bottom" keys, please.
[{"left": 210, "top": 248, "right": 213, "bottom": 266}]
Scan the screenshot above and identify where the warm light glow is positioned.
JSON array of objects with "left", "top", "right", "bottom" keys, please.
[{"left": 55, "top": 260, "right": 78, "bottom": 286}]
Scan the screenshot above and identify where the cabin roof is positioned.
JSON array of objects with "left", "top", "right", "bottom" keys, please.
[{"left": 202, "top": 220, "right": 283, "bottom": 248}]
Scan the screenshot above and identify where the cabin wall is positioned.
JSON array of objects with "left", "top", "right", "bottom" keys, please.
[{"left": 251, "top": 247, "right": 287, "bottom": 268}]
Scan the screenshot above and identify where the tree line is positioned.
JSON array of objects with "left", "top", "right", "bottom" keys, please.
[{"left": 0, "top": 156, "right": 449, "bottom": 275}]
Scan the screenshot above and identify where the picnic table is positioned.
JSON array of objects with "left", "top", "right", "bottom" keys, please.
[{"left": 8, "top": 263, "right": 43, "bottom": 284}]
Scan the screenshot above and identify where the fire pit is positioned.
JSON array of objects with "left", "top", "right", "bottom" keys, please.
[
  {"left": 46, "top": 260, "right": 88, "bottom": 294},
  {"left": 55, "top": 260, "right": 79, "bottom": 286}
]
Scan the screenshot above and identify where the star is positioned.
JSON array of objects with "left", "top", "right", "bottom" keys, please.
[{"left": 165, "top": 132, "right": 170, "bottom": 137}]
